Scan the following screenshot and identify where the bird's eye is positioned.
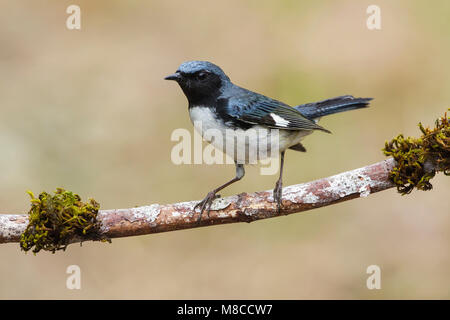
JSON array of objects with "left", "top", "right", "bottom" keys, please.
[{"left": 196, "top": 72, "right": 208, "bottom": 80}]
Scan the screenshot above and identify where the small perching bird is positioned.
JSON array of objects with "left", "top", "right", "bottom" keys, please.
[{"left": 165, "top": 61, "right": 372, "bottom": 219}]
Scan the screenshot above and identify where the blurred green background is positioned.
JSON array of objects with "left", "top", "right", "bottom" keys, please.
[{"left": 1, "top": 0, "right": 449, "bottom": 299}]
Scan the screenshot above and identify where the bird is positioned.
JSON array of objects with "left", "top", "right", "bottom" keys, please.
[{"left": 165, "top": 61, "right": 372, "bottom": 220}]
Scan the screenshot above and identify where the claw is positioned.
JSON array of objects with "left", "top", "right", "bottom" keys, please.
[
  {"left": 273, "top": 180, "right": 283, "bottom": 214},
  {"left": 193, "top": 191, "right": 220, "bottom": 222}
]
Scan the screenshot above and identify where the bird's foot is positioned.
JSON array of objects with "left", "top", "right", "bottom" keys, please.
[
  {"left": 273, "top": 180, "right": 283, "bottom": 214},
  {"left": 194, "top": 191, "right": 220, "bottom": 222}
]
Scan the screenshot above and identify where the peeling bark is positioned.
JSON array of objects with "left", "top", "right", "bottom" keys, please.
[{"left": 0, "top": 158, "right": 396, "bottom": 245}]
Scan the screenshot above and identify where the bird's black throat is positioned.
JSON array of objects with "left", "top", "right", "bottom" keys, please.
[{"left": 179, "top": 75, "right": 223, "bottom": 106}]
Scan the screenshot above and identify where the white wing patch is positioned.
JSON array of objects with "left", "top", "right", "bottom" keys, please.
[{"left": 270, "top": 113, "right": 290, "bottom": 127}]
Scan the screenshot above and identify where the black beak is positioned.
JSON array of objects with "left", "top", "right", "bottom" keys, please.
[{"left": 164, "top": 73, "right": 181, "bottom": 81}]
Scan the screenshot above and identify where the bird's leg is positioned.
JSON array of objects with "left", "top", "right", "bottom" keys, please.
[
  {"left": 273, "top": 151, "right": 285, "bottom": 214},
  {"left": 194, "top": 164, "right": 245, "bottom": 221}
]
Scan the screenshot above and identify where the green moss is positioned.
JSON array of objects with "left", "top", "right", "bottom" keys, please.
[
  {"left": 20, "top": 188, "right": 110, "bottom": 254},
  {"left": 383, "top": 110, "right": 449, "bottom": 195}
]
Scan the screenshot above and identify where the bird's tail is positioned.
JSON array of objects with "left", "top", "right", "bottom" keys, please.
[{"left": 294, "top": 95, "right": 372, "bottom": 120}]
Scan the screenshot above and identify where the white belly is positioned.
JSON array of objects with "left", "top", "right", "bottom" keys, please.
[{"left": 189, "top": 107, "right": 311, "bottom": 164}]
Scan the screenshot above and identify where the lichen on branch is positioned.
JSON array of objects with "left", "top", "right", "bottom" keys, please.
[
  {"left": 0, "top": 111, "right": 444, "bottom": 252},
  {"left": 20, "top": 188, "right": 110, "bottom": 254},
  {"left": 383, "top": 110, "right": 449, "bottom": 194}
]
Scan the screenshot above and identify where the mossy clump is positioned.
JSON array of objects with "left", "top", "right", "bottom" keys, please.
[
  {"left": 383, "top": 111, "right": 449, "bottom": 195},
  {"left": 20, "top": 188, "right": 110, "bottom": 254}
]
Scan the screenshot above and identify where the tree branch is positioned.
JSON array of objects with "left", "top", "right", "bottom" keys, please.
[{"left": 0, "top": 158, "right": 396, "bottom": 245}]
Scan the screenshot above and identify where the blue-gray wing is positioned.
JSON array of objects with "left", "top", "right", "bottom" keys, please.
[{"left": 226, "top": 89, "right": 330, "bottom": 133}]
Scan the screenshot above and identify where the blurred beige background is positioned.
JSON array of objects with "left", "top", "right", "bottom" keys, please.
[{"left": 1, "top": 0, "right": 449, "bottom": 299}]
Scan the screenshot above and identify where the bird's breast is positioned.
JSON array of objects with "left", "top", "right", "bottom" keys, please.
[
  {"left": 189, "top": 106, "right": 229, "bottom": 137},
  {"left": 188, "top": 106, "right": 310, "bottom": 163}
]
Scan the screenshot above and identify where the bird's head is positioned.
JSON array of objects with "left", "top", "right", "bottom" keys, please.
[{"left": 165, "top": 61, "right": 230, "bottom": 105}]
